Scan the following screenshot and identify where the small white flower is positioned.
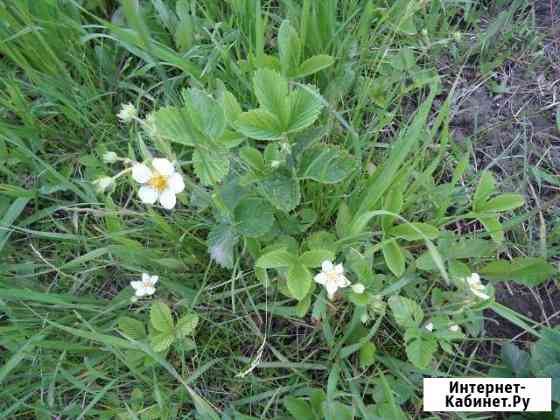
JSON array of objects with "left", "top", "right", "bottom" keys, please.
[
  {"left": 93, "top": 176, "right": 113, "bottom": 193},
  {"left": 103, "top": 151, "right": 118, "bottom": 163},
  {"left": 117, "top": 103, "right": 137, "bottom": 123},
  {"left": 352, "top": 283, "right": 365, "bottom": 294},
  {"left": 424, "top": 322, "right": 434, "bottom": 332},
  {"left": 314, "top": 260, "right": 351, "bottom": 300},
  {"left": 132, "top": 158, "right": 185, "bottom": 209},
  {"left": 130, "top": 273, "right": 158, "bottom": 297},
  {"left": 449, "top": 324, "right": 460, "bottom": 332},
  {"left": 465, "top": 273, "right": 490, "bottom": 300}
]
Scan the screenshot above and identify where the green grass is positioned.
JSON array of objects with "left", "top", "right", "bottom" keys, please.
[{"left": 0, "top": 0, "right": 558, "bottom": 419}]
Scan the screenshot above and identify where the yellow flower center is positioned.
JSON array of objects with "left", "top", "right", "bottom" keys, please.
[
  {"left": 148, "top": 174, "right": 168, "bottom": 192},
  {"left": 326, "top": 271, "right": 338, "bottom": 282},
  {"left": 143, "top": 280, "right": 152, "bottom": 288}
]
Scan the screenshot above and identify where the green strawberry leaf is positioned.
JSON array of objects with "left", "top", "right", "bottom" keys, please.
[
  {"left": 192, "top": 147, "right": 230, "bottom": 186},
  {"left": 234, "top": 197, "right": 274, "bottom": 238},
  {"left": 150, "top": 331, "right": 175, "bottom": 352},
  {"left": 176, "top": 313, "right": 199, "bottom": 338},
  {"left": 298, "top": 145, "right": 356, "bottom": 184},
  {"left": 150, "top": 301, "right": 174, "bottom": 333},
  {"left": 235, "top": 109, "right": 285, "bottom": 140},
  {"left": 388, "top": 296, "right": 424, "bottom": 329},
  {"left": 382, "top": 239, "right": 405, "bottom": 277},
  {"left": 117, "top": 316, "right": 146, "bottom": 340},
  {"left": 255, "top": 248, "right": 297, "bottom": 269},
  {"left": 287, "top": 262, "right": 312, "bottom": 300},
  {"left": 299, "top": 249, "right": 335, "bottom": 268},
  {"left": 287, "top": 86, "right": 323, "bottom": 133},
  {"left": 259, "top": 171, "right": 301, "bottom": 212}
]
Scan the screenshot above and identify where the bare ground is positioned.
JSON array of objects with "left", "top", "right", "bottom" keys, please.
[{"left": 451, "top": 0, "right": 560, "bottom": 357}]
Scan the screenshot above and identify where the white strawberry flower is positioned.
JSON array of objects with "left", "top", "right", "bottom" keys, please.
[
  {"left": 314, "top": 260, "right": 351, "bottom": 300},
  {"left": 424, "top": 322, "right": 434, "bottom": 332},
  {"left": 449, "top": 324, "right": 460, "bottom": 332},
  {"left": 130, "top": 273, "right": 158, "bottom": 297},
  {"left": 465, "top": 273, "right": 490, "bottom": 300},
  {"left": 132, "top": 158, "right": 185, "bottom": 209},
  {"left": 117, "top": 103, "right": 137, "bottom": 123}
]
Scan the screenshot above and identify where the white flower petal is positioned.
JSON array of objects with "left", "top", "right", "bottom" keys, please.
[
  {"left": 144, "top": 286, "right": 156, "bottom": 296},
  {"left": 142, "top": 273, "right": 150, "bottom": 282},
  {"left": 325, "top": 280, "right": 339, "bottom": 300},
  {"left": 152, "top": 158, "right": 175, "bottom": 176},
  {"left": 167, "top": 172, "right": 185, "bottom": 194},
  {"left": 321, "top": 260, "right": 333, "bottom": 272},
  {"left": 135, "top": 287, "right": 148, "bottom": 297},
  {"left": 337, "top": 275, "right": 351, "bottom": 288},
  {"left": 449, "top": 325, "right": 460, "bottom": 332},
  {"left": 117, "top": 103, "right": 137, "bottom": 123},
  {"left": 466, "top": 278, "right": 478, "bottom": 287},
  {"left": 425, "top": 322, "right": 434, "bottom": 332},
  {"left": 159, "top": 189, "right": 177, "bottom": 209},
  {"left": 130, "top": 281, "right": 143, "bottom": 290},
  {"left": 334, "top": 264, "right": 344, "bottom": 274},
  {"left": 472, "top": 289, "right": 490, "bottom": 300},
  {"left": 150, "top": 275, "right": 159, "bottom": 285},
  {"left": 314, "top": 272, "right": 327, "bottom": 285},
  {"left": 132, "top": 164, "right": 152, "bottom": 184},
  {"left": 138, "top": 185, "right": 158, "bottom": 204}
]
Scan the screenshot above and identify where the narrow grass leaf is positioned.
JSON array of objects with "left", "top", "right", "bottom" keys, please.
[
  {"left": 0, "top": 333, "right": 44, "bottom": 385},
  {"left": 355, "top": 90, "right": 435, "bottom": 215},
  {"left": 0, "top": 197, "right": 29, "bottom": 252}
]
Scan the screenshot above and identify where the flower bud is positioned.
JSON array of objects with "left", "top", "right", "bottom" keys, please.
[
  {"left": 93, "top": 176, "right": 113, "bottom": 193},
  {"left": 117, "top": 103, "right": 138, "bottom": 123},
  {"left": 103, "top": 151, "right": 118, "bottom": 163},
  {"left": 352, "top": 283, "right": 365, "bottom": 294}
]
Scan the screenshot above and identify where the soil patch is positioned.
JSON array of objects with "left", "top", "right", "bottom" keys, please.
[
  {"left": 453, "top": 0, "right": 560, "bottom": 366},
  {"left": 486, "top": 281, "right": 560, "bottom": 343}
]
